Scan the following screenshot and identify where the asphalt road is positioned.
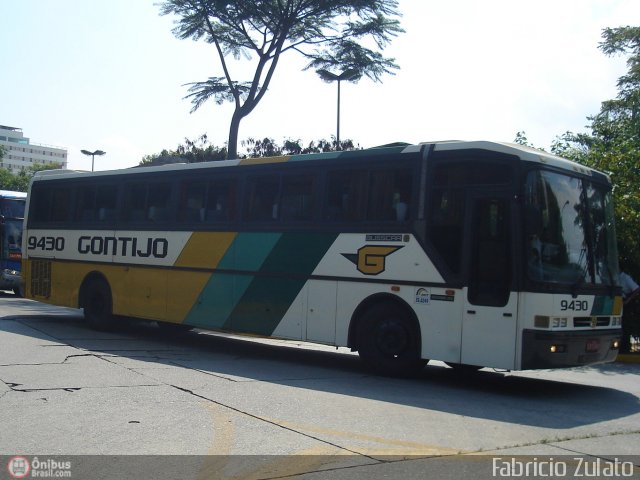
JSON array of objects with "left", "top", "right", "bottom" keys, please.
[{"left": 1, "top": 292, "right": 639, "bottom": 479}]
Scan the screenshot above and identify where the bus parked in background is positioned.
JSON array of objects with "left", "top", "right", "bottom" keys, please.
[
  {"left": 0, "top": 190, "right": 27, "bottom": 295},
  {"left": 22, "top": 141, "right": 622, "bottom": 375}
]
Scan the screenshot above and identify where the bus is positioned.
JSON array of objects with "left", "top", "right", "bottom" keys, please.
[
  {"left": 22, "top": 141, "right": 622, "bottom": 375},
  {"left": 1, "top": 190, "right": 27, "bottom": 295}
]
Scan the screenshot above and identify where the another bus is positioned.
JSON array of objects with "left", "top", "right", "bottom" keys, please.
[
  {"left": 22, "top": 141, "right": 622, "bottom": 375},
  {"left": 1, "top": 190, "right": 27, "bottom": 295}
]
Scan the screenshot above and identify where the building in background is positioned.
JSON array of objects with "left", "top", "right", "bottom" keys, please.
[{"left": 0, "top": 125, "right": 67, "bottom": 173}]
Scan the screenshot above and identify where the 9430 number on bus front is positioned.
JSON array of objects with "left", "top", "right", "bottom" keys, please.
[
  {"left": 559, "top": 299, "right": 590, "bottom": 312},
  {"left": 27, "top": 236, "right": 65, "bottom": 252}
]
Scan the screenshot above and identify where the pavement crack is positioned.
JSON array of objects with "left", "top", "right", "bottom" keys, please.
[
  {"left": 10, "top": 387, "right": 82, "bottom": 393},
  {"left": 168, "top": 384, "right": 375, "bottom": 460},
  {"left": 478, "top": 429, "right": 640, "bottom": 456}
]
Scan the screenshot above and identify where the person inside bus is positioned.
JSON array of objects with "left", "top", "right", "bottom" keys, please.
[{"left": 619, "top": 262, "right": 640, "bottom": 353}]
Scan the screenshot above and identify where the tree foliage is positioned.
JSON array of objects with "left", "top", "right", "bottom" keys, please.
[
  {"left": 0, "top": 163, "right": 61, "bottom": 192},
  {"left": 550, "top": 26, "right": 640, "bottom": 278},
  {"left": 139, "top": 135, "right": 358, "bottom": 166},
  {"left": 159, "top": 0, "right": 402, "bottom": 159},
  {"left": 140, "top": 134, "right": 227, "bottom": 166},
  {"left": 242, "top": 136, "right": 357, "bottom": 157}
]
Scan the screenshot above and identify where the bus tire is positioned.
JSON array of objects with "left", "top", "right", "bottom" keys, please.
[
  {"left": 81, "top": 277, "right": 114, "bottom": 331},
  {"left": 356, "top": 303, "right": 423, "bottom": 377}
]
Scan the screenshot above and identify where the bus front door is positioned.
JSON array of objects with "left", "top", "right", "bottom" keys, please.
[{"left": 461, "top": 194, "right": 517, "bottom": 369}]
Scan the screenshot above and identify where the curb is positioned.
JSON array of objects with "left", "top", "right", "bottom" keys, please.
[{"left": 616, "top": 354, "right": 640, "bottom": 364}]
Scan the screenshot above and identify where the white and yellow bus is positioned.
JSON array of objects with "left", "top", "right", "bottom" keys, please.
[{"left": 22, "top": 141, "right": 622, "bottom": 375}]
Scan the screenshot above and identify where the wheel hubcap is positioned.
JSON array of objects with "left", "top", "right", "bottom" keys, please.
[{"left": 375, "top": 319, "right": 409, "bottom": 357}]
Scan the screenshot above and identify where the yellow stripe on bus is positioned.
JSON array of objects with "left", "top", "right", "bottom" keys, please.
[{"left": 174, "top": 232, "right": 237, "bottom": 269}]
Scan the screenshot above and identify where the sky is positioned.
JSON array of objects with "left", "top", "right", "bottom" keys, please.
[{"left": 1, "top": 0, "right": 637, "bottom": 171}]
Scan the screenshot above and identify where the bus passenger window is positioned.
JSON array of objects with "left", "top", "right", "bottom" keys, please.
[
  {"left": 124, "top": 184, "right": 147, "bottom": 222},
  {"left": 281, "top": 175, "right": 314, "bottom": 221},
  {"left": 367, "top": 168, "right": 412, "bottom": 221},
  {"left": 205, "top": 179, "right": 236, "bottom": 222},
  {"left": 76, "top": 187, "right": 97, "bottom": 221},
  {"left": 179, "top": 181, "right": 206, "bottom": 222},
  {"left": 50, "top": 189, "right": 71, "bottom": 222},
  {"left": 325, "top": 170, "right": 366, "bottom": 221},
  {"left": 29, "top": 186, "right": 70, "bottom": 224},
  {"left": 245, "top": 176, "right": 279, "bottom": 221},
  {"left": 96, "top": 186, "right": 117, "bottom": 222},
  {"left": 147, "top": 184, "right": 171, "bottom": 222}
]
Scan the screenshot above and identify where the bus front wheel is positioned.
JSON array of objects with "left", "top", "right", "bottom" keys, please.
[
  {"left": 356, "top": 304, "right": 423, "bottom": 377},
  {"left": 81, "top": 278, "right": 114, "bottom": 331}
]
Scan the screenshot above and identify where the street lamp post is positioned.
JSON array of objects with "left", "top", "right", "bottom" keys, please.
[
  {"left": 316, "top": 69, "right": 361, "bottom": 147},
  {"left": 80, "top": 149, "right": 106, "bottom": 172}
]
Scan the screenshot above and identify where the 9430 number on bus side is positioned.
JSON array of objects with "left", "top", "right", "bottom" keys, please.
[{"left": 27, "top": 236, "right": 65, "bottom": 252}]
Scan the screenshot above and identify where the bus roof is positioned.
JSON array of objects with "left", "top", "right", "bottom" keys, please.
[{"left": 30, "top": 140, "right": 603, "bottom": 182}]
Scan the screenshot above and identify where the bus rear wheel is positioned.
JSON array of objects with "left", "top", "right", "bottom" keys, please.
[
  {"left": 81, "top": 278, "right": 114, "bottom": 331},
  {"left": 356, "top": 304, "right": 423, "bottom": 377}
]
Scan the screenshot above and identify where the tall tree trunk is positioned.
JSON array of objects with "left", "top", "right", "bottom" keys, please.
[{"left": 227, "top": 110, "right": 243, "bottom": 159}]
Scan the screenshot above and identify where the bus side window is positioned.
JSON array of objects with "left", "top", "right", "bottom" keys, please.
[
  {"left": 205, "top": 179, "right": 237, "bottom": 222},
  {"left": 281, "top": 175, "right": 314, "bottom": 221},
  {"left": 245, "top": 176, "right": 280, "bottom": 222},
  {"left": 179, "top": 181, "right": 207, "bottom": 223},
  {"left": 147, "top": 183, "right": 172, "bottom": 222},
  {"left": 324, "top": 170, "right": 366, "bottom": 221},
  {"left": 76, "top": 187, "right": 97, "bottom": 222},
  {"left": 124, "top": 184, "right": 147, "bottom": 222},
  {"left": 367, "top": 167, "right": 413, "bottom": 221},
  {"left": 96, "top": 186, "right": 117, "bottom": 222},
  {"left": 30, "top": 186, "right": 53, "bottom": 224},
  {"left": 50, "top": 188, "right": 71, "bottom": 222},
  {"left": 29, "top": 186, "right": 70, "bottom": 224}
]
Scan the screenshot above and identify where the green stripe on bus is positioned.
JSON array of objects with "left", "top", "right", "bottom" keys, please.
[
  {"left": 224, "top": 232, "right": 338, "bottom": 335},
  {"left": 591, "top": 296, "right": 614, "bottom": 316},
  {"left": 184, "top": 232, "right": 281, "bottom": 328}
]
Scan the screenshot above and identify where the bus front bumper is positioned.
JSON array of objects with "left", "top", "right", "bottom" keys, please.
[{"left": 521, "top": 329, "right": 621, "bottom": 370}]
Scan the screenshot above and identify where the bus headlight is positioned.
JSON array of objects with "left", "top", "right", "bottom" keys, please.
[{"left": 550, "top": 344, "right": 567, "bottom": 354}]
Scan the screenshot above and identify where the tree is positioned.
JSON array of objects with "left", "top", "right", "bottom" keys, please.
[
  {"left": 242, "top": 136, "right": 357, "bottom": 157},
  {"left": 0, "top": 163, "right": 61, "bottom": 192},
  {"left": 140, "top": 135, "right": 358, "bottom": 166},
  {"left": 140, "top": 134, "right": 228, "bottom": 166},
  {"left": 550, "top": 26, "right": 640, "bottom": 279},
  {"left": 159, "top": 0, "right": 403, "bottom": 159},
  {"left": 513, "top": 131, "right": 538, "bottom": 149}
]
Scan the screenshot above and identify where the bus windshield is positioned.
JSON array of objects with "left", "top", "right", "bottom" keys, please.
[
  {"left": 1, "top": 219, "right": 23, "bottom": 261},
  {"left": 525, "top": 169, "right": 618, "bottom": 286},
  {"left": 0, "top": 198, "right": 26, "bottom": 218}
]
